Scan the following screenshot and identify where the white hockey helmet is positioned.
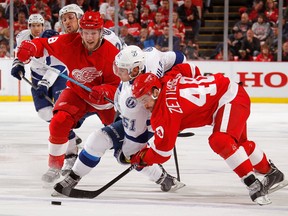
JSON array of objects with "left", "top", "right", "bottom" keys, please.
[
  {"left": 28, "top": 14, "right": 44, "bottom": 25},
  {"left": 113, "top": 45, "right": 145, "bottom": 78},
  {"left": 59, "top": 4, "right": 84, "bottom": 20}
]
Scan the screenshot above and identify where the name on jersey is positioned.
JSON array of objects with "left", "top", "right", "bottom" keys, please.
[{"left": 166, "top": 74, "right": 183, "bottom": 114}]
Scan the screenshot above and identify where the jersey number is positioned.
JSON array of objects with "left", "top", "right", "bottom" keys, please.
[
  {"left": 122, "top": 117, "right": 136, "bottom": 131},
  {"left": 179, "top": 76, "right": 217, "bottom": 106}
]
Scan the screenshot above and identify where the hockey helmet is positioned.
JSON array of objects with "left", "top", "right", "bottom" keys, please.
[
  {"left": 132, "top": 73, "right": 161, "bottom": 99},
  {"left": 59, "top": 4, "right": 84, "bottom": 20},
  {"left": 28, "top": 14, "right": 44, "bottom": 25},
  {"left": 79, "top": 11, "right": 104, "bottom": 30},
  {"left": 113, "top": 45, "right": 145, "bottom": 78}
]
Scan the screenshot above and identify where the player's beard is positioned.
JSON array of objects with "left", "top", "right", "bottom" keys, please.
[{"left": 82, "top": 39, "right": 102, "bottom": 53}]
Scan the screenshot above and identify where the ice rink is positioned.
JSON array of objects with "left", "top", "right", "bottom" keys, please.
[{"left": 0, "top": 102, "right": 287, "bottom": 216}]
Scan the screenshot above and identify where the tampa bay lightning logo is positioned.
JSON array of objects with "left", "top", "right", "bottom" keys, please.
[{"left": 126, "top": 97, "right": 137, "bottom": 108}]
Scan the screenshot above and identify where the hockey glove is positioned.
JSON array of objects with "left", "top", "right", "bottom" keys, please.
[
  {"left": 115, "top": 149, "right": 131, "bottom": 165},
  {"left": 36, "top": 79, "right": 50, "bottom": 99},
  {"left": 130, "top": 148, "right": 149, "bottom": 168},
  {"left": 11, "top": 59, "right": 25, "bottom": 80},
  {"left": 41, "top": 29, "right": 59, "bottom": 38},
  {"left": 89, "top": 85, "right": 109, "bottom": 104},
  {"left": 17, "top": 40, "right": 37, "bottom": 64}
]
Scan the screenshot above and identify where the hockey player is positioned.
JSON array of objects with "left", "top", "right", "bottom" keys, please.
[
  {"left": 58, "top": 3, "right": 125, "bottom": 50},
  {"left": 130, "top": 64, "right": 287, "bottom": 205},
  {"left": 10, "top": 13, "right": 83, "bottom": 178},
  {"left": 36, "top": 4, "right": 126, "bottom": 177},
  {"left": 53, "top": 45, "right": 187, "bottom": 194},
  {"left": 16, "top": 11, "right": 121, "bottom": 183}
]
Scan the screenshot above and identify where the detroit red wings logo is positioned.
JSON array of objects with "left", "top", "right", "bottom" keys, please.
[{"left": 72, "top": 67, "right": 103, "bottom": 83}]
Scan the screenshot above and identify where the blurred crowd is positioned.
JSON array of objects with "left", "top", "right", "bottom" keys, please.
[
  {"left": 211, "top": 0, "right": 288, "bottom": 61},
  {"left": 0, "top": 0, "right": 288, "bottom": 61}
]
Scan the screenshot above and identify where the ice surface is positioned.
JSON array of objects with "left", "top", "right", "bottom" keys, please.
[{"left": 0, "top": 102, "right": 287, "bottom": 216}]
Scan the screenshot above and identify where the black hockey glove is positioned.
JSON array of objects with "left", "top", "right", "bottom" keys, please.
[
  {"left": 41, "top": 29, "right": 59, "bottom": 38},
  {"left": 11, "top": 59, "right": 25, "bottom": 80},
  {"left": 36, "top": 79, "right": 49, "bottom": 99}
]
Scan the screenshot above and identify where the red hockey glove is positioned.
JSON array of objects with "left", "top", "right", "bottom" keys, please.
[
  {"left": 130, "top": 148, "right": 150, "bottom": 168},
  {"left": 89, "top": 85, "right": 109, "bottom": 104},
  {"left": 17, "top": 40, "right": 37, "bottom": 64}
]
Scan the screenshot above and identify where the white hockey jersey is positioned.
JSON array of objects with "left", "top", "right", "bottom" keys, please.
[
  {"left": 15, "top": 29, "right": 63, "bottom": 86},
  {"left": 114, "top": 47, "right": 186, "bottom": 157}
]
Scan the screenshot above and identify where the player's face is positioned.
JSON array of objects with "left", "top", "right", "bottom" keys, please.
[
  {"left": 138, "top": 93, "right": 156, "bottom": 112},
  {"left": 30, "top": 23, "right": 44, "bottom": 38},
  {"left": 61, "top": 12, "right": 79, "bottom": 33},
  {"left": 114, "top": 65, "right": 139, "bottom": 82},
  {"left": 80, "top": 29, "right": 102, "bottom": 52}
]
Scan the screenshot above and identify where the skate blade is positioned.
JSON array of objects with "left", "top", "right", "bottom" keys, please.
[
  {"left": 268, "top": 179, "right": 288, "bottom": 194},
  {"left": 255, "top": 195, "right": 272, "bottom": 205},
  {"left": 169, "top": 182, "right": 186, "bottom": 192}
]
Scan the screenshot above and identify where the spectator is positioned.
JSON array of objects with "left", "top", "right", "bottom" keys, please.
[
  {"left": 141, "top": 4, "right": 155, "bottom": 26},
  {"left": 264, "top": 0, "right": 278, "bottom": 26},
  {"left": 145, "top": 0, "right": 159, "bottom": 12},
  {"left": 125, "top": 12, "right": 142, "bottom": 37},
  {"left": 228, "top": 26, "right": 244, "bottom": 58},
  {"left": 157, "top": 0, "right": 170, "bottom": 23},
  {"left": 240, "top": 29, "right": 261, "bottom": 60},
  {"left": 29, "top": 0, "right": 52, "bottom": 21},
  {"left": 251, "top": 13, "right": 271, "bottom": 45},
  {"left": 148, "top": 11, "right": 166, "bottom": 42},
  {"left": 255, "top": 43, "right": 274, "bottom": 61},
  {"left": 266, "top": 23, "right": 280, "bottom": 54},
  {"left": 183, "top": 39, "right": 203, "bottom": 60},
  {"left": 119, "top": 25, "right": 137, "bottom": 45},
  {"left": 119, "top": 0, "right": 137, "bottom": 21},
  {"left": 99, "top": 0, "right": 114, "bottom": 21},
  {"left": 0, "top": 41, "right": 9, "bottom": 58},
  {"left": 276, "top": 41, "right": 288, "bottom": 61},
  {"left": 0, "top": 5, "right": 8, "bottom": 32},
  {"left": 5, "top": 0, "right": 29, "bottom": 21},
  {"left": 172, "top": 11, "right": 185, "bottom": 44},
  {"left": 136, "top": 27, "right": 155, "bottom": 49},
  {"left": 233, "top": 12, "right": 252, "bottom": 36},
  {"left": 76, "top": 0, "right": 91, "bottom": 13},
  {"left": 155, "top": 25, "right": 180, "bottom": 51},
  {"left": 247, "top": 0, "right": 265, "bottom": 23},
  {"left": 14, "top": 11, "right": 28, "bottom": 37},
  {"left": 177, "top": 0, "right": 200, "bottom": 42}
]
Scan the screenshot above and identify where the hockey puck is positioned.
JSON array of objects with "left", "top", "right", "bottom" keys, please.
[{"left": 51, "top": 201, "right": 62, "bottom": 205}]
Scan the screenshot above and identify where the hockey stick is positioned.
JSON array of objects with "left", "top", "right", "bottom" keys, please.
[
  {"left": 30, "top": 57, "right": 114, "bottom": 104},
  {"left": 20, "top": 73, "right": 54, "bottom": 105},
  {"left": 173, "top": 146, "right": 180, "bottom": 181},
  {"left": 59, "top": 165, "right": 137, "bottom": 199}
]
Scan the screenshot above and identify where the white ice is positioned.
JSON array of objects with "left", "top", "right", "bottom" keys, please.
[{"left": 0, "top": 102, "right": 287, "bottom": 216}]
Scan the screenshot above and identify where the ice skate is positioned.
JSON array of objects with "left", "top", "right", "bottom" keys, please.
[
  {"left": 263, "top": 160, "right": 288, "bottom": 194},
  {"left": 61, "top": 154, "right": 78, "bottom": 176},
  {"left": 244, "top": 174, "right": 271, "bottom": 205},
  {"left": 54, "top": 170, "right": 81, "bottom": 195},
  {"left": 156, "top": 166, "right": 185, "bottom": 192},
  {"left": 42, "top": 167, "right": 61, "bottom": 183}
]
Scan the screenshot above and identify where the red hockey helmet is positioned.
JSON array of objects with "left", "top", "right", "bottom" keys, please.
[
  {"left": 79, "top": 11, "right": 104, "bottom": 30},
  {"left": 132, "top": 73, "right": 162, "bottom": 99}
]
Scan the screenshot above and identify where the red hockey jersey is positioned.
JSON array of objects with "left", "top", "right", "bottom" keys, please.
[
  {"left": 31, "top": 33, "right": 120, "bottom": 107},
  {"left": 143, "top": 66, "right": 240, "bottom": 164}
]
